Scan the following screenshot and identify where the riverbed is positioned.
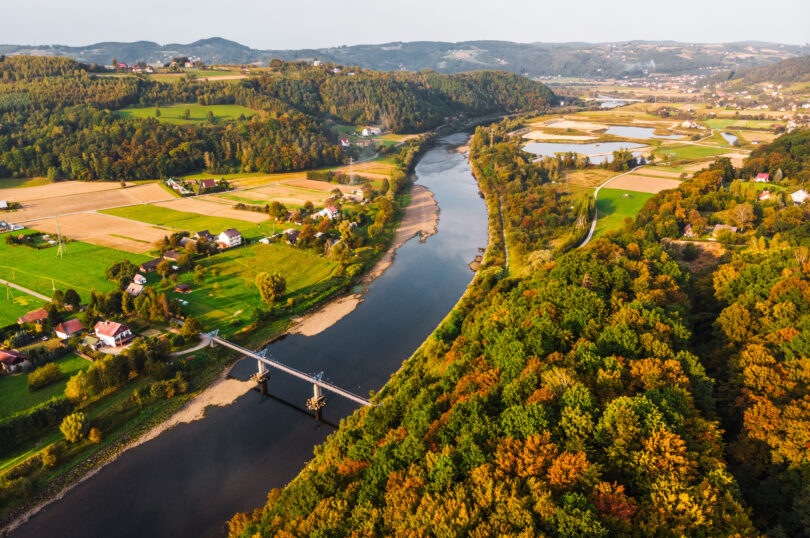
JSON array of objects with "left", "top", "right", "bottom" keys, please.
[{"left": 8, "top": 133, "right": 489, "bottom": 538}]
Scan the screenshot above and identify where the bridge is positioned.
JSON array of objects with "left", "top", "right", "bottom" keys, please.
[{"left": 206, "top": 332, "right": 373, "bottom": 420}]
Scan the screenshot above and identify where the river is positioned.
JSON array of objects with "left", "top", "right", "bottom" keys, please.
[{"left": 9, "top": 133, "right": 489, "bottom": 538}]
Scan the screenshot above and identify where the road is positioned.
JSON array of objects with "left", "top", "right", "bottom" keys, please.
[{"left": 0, "top": 277, "right": 51, "bottom": 302}]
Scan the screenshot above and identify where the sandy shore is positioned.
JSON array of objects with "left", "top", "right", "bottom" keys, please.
[{"left": 289, "top": 184, "right": 439, "bottom": 337}]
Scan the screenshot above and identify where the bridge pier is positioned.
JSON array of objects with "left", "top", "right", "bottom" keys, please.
[{"left": 306, "top": 383, "right": 327, "bottom": 422}]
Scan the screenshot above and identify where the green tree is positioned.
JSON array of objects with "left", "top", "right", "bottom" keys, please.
[
  {"left": 64, "top": 288, "right": 81, "bottom": 309},
  {"left": 255, "top": 272, "right": 286, "bottom": 305},
  {"left": 59, "top": 412, "right": 87, "bottom": 443},
  {"left": 181, "top": 316, "right": 203, "bottom": 340}
]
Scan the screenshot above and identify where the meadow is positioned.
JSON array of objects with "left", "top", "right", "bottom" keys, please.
[
  {"left": 653, "top": 144, "right": 731, "bottom": 161},
  {"left": 0, "top": 353, "right": 89, "bottom": 420},
  {"left": 0, "top": 231, "right": 148, "bottom": 297},
  {"left": 169, "top": 243, "right": 339, "bottom": 332},
  {"left": 0, "top": 177, "right": 51, "bottom": 189},
  {"left": 0, "top": 292, "right": 45, "bottom": 327},
  {"left": 117, "top": 103, "right": 256, "bottom": 125},
  {"left": 594, "top": 188, "right": 654, "bottom": 238}
]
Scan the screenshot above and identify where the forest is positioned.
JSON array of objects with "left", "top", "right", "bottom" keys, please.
[
  {"left": 229, "top": 129, "right": 810, "bottom": 536},
  {"left": 0, "top": 56, "right": 555, "bottom": 180}
]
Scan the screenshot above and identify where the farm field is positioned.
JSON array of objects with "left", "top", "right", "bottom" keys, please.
[
  {"left": 606, "top": 174, "right": 681, "bottom": 194},
  {"left": 0, "top": 230, "right": 147, "bottom": 296},
  {"left": 101, "top": 205, "right": 272, "bottom": 240},
  {"left": 632, "top": 167, "right": 685, "bottom": 179},
  {"left": 594, "top": 188, "right": 654, "bottom": 238},
  {"left": 0, "top": 180, "right": 123, "bottom": 204},
  {"left": 5, "top": 183, "right": 170, "bottom": 223},
  {"left": 0, "top": 353, "right": 89, "bottom": 420},
  {"left": 0, "top": 293, "right": 44, "bottom": 327},
  {"left": 654, "top": 144, "right": 732, "bottom": 161},
  {"left": 563, "top": 169, "right": 616, "bottom": 197},
  {"left": 704, "top": 118, "right": 784, "bottom": 130},
  {"left": 32, "top": 213, "right": 172, "bottom": 254},
  {"left": 0, "top": 177, "right": 52, "bottom": 190},
  {"left": 155, "top": 198, "right": 270, "bottom": 223},
  {"left": 117, "top": 103, "right": 256, "bottom": 124},
  {"left": 170, "top": 243, "right": 338, "bottom": 331}
]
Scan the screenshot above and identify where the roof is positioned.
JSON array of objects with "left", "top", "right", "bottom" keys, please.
[
  {"left": 163, "top": 250, "right": 182, "bottom": 261},
  {"left": 179, "top": 237, "right": 196, "bottom": 248},
  {"left": 713, "top": 224, "right": 738, "bottom": 233},
  {"left": 174, "top": 283, "right": 191, "bottom": 292},
  {"left": 756, "top": 173, "right": 770, "bottom": 179},
  {"left": 140, "top": 258, "right": 162, "bottom": 270},
  {"left": 55, "top": 319, "right": 84, "bottom": 336},
  {"left": 199, "top": 179, "right": 217, "bottom": 188},
  {"left": 94, "top": 321, "right": 130, "bottom": 338},
  {"left": 82, "top": 335, "right": 99, "bottom": 346},
  {"left": 0, "top": 349, "right": 26, "bottom": 365},
  {"left": 220, "top": 228, "right": 240, "bottom": 239},
  {"left": 0, "top": 201, "right": 7, "bottom": 209},
  {"left": 195, "top": 230, "right": 213, "bottom": 239},
  {"left": 326, "top": 205, "right": 338, "bottom": 213},
  {"left": 18, "top": 308, "right": 49, "bottom": 324},
  {"left": 126, "top": 282, "right": 144, "bottom": 296}
]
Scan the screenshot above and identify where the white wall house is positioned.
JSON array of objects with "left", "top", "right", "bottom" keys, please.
[{"left": 218, "top": 228, "right": 242, "bottom": 248}]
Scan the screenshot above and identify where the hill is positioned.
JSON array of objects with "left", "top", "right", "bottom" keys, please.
[{"left": 712, "top": 54, "right": 810, "bottom": 86}]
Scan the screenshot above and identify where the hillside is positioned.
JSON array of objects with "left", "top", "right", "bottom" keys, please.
[
  {"left": 716, "top": 54, "right": 810, "bottom": 85},
  {"left": 229, "top": 128, "right": 810, "bottom": 536},
  {"left": 1, "top": 39, "right": 807, "bottom": 78}
]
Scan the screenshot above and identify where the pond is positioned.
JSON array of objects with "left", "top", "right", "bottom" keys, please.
[
  {"left": 604, "top": 125, "right": 683, "bottom": 140},
  {"left": 522, "top": 141, "right": 645, "bottom": 164}
]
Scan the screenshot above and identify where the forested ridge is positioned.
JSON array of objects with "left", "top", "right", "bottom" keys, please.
[
  {"left": 0, "top": 56, "right": 555, "bottom": 180},
  {"left": 228, "top": 129, "right": 810, "bottom": 536}
]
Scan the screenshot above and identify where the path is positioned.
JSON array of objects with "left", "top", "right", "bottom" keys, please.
[
  {"left": 0, "top": 278, "right": 51, "bottom": 302},
  {"left": 578, "top": 166, "right": 642, "bottom": 248},
  {"left": 169, "top": 334, "right": 211, "bottom": 358}
]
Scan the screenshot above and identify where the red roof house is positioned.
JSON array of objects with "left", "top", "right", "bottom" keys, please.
[
  {"left": 755, "top": 173, "right": 770, "bottom": 183},
  {"left": 55, "top": 319, "right": 84, "bottom": 340},
  {"left": 0, "top": 349, "right": 27, "bottom": 372},
  {"left": 18, "top": 308, "right": 49, "bottom": 325},
  {"left": 94, "top": 321, "right": 133, "bottom": 348}
]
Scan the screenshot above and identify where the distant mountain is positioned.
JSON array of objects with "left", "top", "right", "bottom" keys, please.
[
  {"left": 1, "top": 38, "right": 807, "bottom": 78},
  {"left": 711, "top": 54, "right": 810, "bottom": 86}
]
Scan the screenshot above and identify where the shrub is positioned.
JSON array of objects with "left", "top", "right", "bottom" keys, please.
[
  {"left": 59, "top": 412, "right": 87, "bottom": 443},
  {"left": 27, "top": 363, "right": 61, "bottom": 391}
]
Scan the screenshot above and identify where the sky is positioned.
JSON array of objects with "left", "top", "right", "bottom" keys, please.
[{"left": 2, "top": 0, "right": 809, "bottom": 48}]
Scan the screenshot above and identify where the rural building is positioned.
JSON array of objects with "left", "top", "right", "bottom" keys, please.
[
  {"left": 314, "top": 206, "right": 340, "bottom": 220},
  {"left": 163, "top": 250, "right": 183, "bottom": 262},
  {"left": 174, "top": 283, "right": 192, "bottom": 294},
  {"left": 755, "top": 173, "right": 770, "bottom": 183},
  {"left": 179, "top": 237, "right": 196, "bottom": 250},
  {"left": 791, "top": 189, "right": 810, "bottom": 204},
  {"left": 680, "top": 120, "right": 699, "bottom": 129},
  {"left": 139, "top": 259, "right": 162, "bottom": 273},
  {"left": 0, "top": 349, "right": 27, "bottom": 373},
  {"left": 712, "top": 224, "right": 738, "bottom": 237},
  {"left": 683, "top": 224, "right": 696, "bottom": 238},
  {"left": 758, "top": 190, "right": 773, "bottom": 201},
  {"left": 361, "top": 127, "right": 382, "bottom": 137},
  {"left": 94, "top": 321, "right": 133, "bottom": 348},
  {"left": 340, "top": 138, "right": 350, "bottom": 148},
  {"left": 125, "top": 282, "right": 144, "bottom": 297},
  {"left": 133, "top": 274, "right": 147, "bottom": 285},
  {"left": 18, "top": 308, "right": 49, "bottom": 325},
  {"left": 285, "top": 229, "right": 300, "bottom": 245},
  {"left": 0, "top": 201, "right": 7, "bottom": 210},
  {"left": 218, "top": 228, "right": 242, "bottom": 248},
  {"left": 197, "top": 179, "right": 218, "bottom": 193},
  {"left": 55, "top": 319, "right": 84, "bottom": 340},
  {"left": 195, "top": 230, "right": 214, "bottom": 242}
]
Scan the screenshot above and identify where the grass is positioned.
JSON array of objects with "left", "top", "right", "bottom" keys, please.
[
  {"left": 0, "top": 292, "right": 45, "bottom": 327},
  {"left": 0, "top": 230, "right": 149, "bottom": 297},
  {"left": 0, "top": 177, "right": 51, "bottom": 189},
  {"left": 168, "top": 243, "right": 338, "bottom": 332},
  {"left": 117, "top": 103, "right": 256, "bottom": 125},
  {"left": 654, "top": 144, "right": 731, "bottom": 161},
  {"left": 704, "top": 118, "right": 783, "bottom": 130},
  {"left": 0, "top": 353, "right": 90, "bottom": 420},
  {"left": 100, "top": 205, "right": 272, "bottom": 241},
  {"left": 594, "top": 188, "right": 654, "bottom": 238}
]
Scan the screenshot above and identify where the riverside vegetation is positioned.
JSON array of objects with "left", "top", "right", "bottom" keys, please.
[{"left": 229, "top": 128, "right": 810, "bottom": 536}]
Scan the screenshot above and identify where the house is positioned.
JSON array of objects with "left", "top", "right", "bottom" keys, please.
[
  {"left": 133, "top": 274, "right": 147, "bottom": 285},
  {"left": 680, "top": 120, "right": 699, "bottom": 129},
  {"left": 198, "top": 179, "right": 217, "bottom": 191},
  {"left": 758, "top": 190, "right": 773, "bottom": 201},
  {"left": 791, "top": 189, "right": 810, "bottom": 204},
  {"left": 0, "top": 220, "right": 9, "bottom": 232},
  {"left": 285, "top": 229, "right": 300, "bottom": 245},
  {"left": 683, "top": 224, "right": 696, "bottom": 238},
  {"left": 755, "top": 173, "right": 770, "bottom": 183},
  {"left": 339, "top": 138, "right": 351, "bottom": 148},
  {"left": 174, "top": 283, "right": 192, "bottom": 294},
  {"left": 361, "top": 127, "right": 382, "bottom": 137},
  {"left": 315, "top": 205, "right": 340, "bottom": 220},
  {"left": 712, "top": 224, "right": 738, "bottom": 237},
  {"left": 55, "top": 319, "right": 84, "bottom": 340},
  {"left": 139, "top": 259, "right": 162, "bottom": 273},
  {"left": 0, "top": 350, "right": 27, "bottom": 373},
  {"left": 0, "top": 201, "right": 7, "bottom": 210},
  {"left": 194, "top": 230, "right": 214, "bottom": 242},
  {"left": 125, "top": 282, "right": 144, "bottom": 297},
  {"left": 218, "top": 228, "right": 242, "bottom": 248},
  {"left": 94, "top": 321, "right": 133, "bottom": 348},
  {"left": 179, "top": 237, "right": 197, "bottom": 250},
  {"left": 163, "top": 250, "right": 183, "bottom": 262},
  {"left": 184, "top": 61, "right": 194, "bottom": 68},
  {"left": 18, "top": 308, "right": 49, "bottom": 325}
]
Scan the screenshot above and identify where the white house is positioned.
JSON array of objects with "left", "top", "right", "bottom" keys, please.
[
  {"left": 755, "top": 173, "right": 770, "bottom": 183},
  {"left": 55, "top": 319, "right": 84, "bottom": 340},
  {"left": 133, "top": 274, "right": 147, "bottom": 285},
  {"left": 361, "top": 127, "right": 382, "bottom": 137},
  {"left": 94, "top": 321, "right": 133, "bottom": 348},
  {"left": 791, "top": 189, "right": 810, "bottom": 204},
  {"left": 314, "top": 206, "right": 339, "bottom": 220},
  {"left": 125, "top": 282, "right": 144, "bottom": 297},
  {"left": 218, "top": 228, "right": 242, "bottom": 248}
]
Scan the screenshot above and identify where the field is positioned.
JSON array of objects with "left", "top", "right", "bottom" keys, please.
[
  {"left": 606, "top": 174, "right": 681, "bottom": 194},
  {"left": 4, "top": 183, "right": 169, "bottom": 223},
  {"left": 0, "top": 230, "right": 147, "bottom": 296},
  {"left": 117, "top": 103, "right": 256, "bottom": 125},
  {"left": 101, "top": 205, "right": 272, "bottom": 240},
  {"left": 594, "top": 188, "right": 654, "bottom": 237},
  {"left": 170, "top": 243, "right": 338, "bottom": 330},
  {"left": 154, "top": 198, "right": 270, "bottom": 223},
  {"left": 0, "top": 293, "right": 44, "bottom": 327},
  {"left": 654, "top": 144, "right": 732, "bottom": 161},
  {"left": 32, "top": 213, "right": 173, "bottom": 254},
  {"left": 704, "top": 118, "right": 783, "bottom": 130},
  {"left": 0, "top": 180, "right": 123, "bottom": 204},
  {"left": 0, "top": 177, "right": 52, "bottom": 190},
  {"left": 0, "top": 353, "right": 90, "bottom": 420}
]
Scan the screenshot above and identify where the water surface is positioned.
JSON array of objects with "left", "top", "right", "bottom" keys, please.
[
  {"left": 523, "top": 141, "right": 645, "bottom": 164},
  {"left": 604, "top": 125, "right": 683, "bottom": 140}
]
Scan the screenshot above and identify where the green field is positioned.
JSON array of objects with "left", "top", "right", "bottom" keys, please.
[
  {"left": 117, "top": 103, "right": 256, "bottom": 125},
  {"left": 704, "top": 118, "right": 782, "bottom": 130},
  {"left": 0, "top": 353, "right": 89, "bottom": 420},
  {"left": 170, "top": 243, "right": 339, "bottom": 331},
  {"left": 0, "top": 231, "right": 148, "bottom": 297},
  {"left": 0, "top": 292, "right": 45, "bottom": 327},
  {"left": 0, "top": 177, "right": 52, "bottom": 189},
  {"left": 101, "top": 205, "right": 272, "bottom": 240},
  {"left": 654, "top": 144, "right": 730, "bottom": 161},
  {"left": 594, "top": 188, "right": 654, "bottom": 238}
]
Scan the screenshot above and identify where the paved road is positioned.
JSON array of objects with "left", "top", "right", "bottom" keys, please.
[{"left": 0, "top": 277, "right": 51, "bottom": 302}]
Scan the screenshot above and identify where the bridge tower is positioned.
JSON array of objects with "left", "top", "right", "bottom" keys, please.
[
  {"left": 252, "top": 349, "right": 271, "bottom": 395},
  {"left": 306, "top": 373, "right": 327, "bottom": 422}
]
